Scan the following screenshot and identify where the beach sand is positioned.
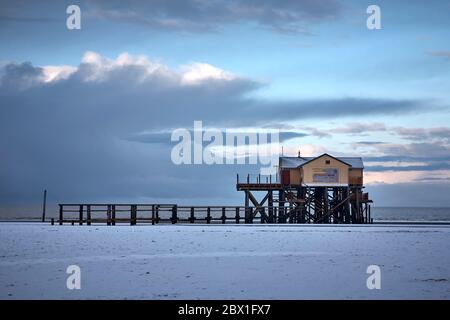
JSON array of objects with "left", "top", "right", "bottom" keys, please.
[{"left": 1, "top": 223, "right": 449, "bottom": 299}]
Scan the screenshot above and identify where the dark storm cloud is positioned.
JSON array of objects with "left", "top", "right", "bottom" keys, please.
[
  {"left": 0, "top": 55, "right": 441, "bottom": 205},
  {"left": 392, "top": 127, "right": 450, "bottom": 142},
  {"left": 362, "top": 142, "right": 450, "bottom": 172},
  {"left": 0, "top": 62, "right": 44, "bottom": 89},
  {"left": 0, "top": 0, "right": 343, "bottom": 34},
  {"left": 330, "top": 123, "right": 387, "bottom": 134},
  {"left": 126, "top": 130, "right": 308, "bottom": 145},
  {"left": 85, "top": 0, "right": 343, "bottom": 34},
  {"left": 414, "top": 177, "right": 450, "bottom": 182},
  {"left": 364, "top": 155, "right": 450, "bottom": 163},
  {"left": 366, "top": 162, "right": 450, "bottom": 172},
  {"left": 355, "top": 141, "right": 384, "bottom": 145},
  {"left": 245, "top": 99, "right": 432, "bottom": 123},
  {"left": 371, "top": 142, "right": 450, "bottom": 159}
]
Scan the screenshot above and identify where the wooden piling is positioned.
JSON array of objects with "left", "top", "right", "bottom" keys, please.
[
  {"left": 107, "top": 205, "right": 111, "bottom": 226},
  {"left": 79, "top": 205, "right": 83, "bottom": 225},
  {"left": 151, "top": 205, "right": 155, "bottom": 225},
  {"left": 111, "top": 205, "right": 116, "bottom": 226},
  {"left": 41, "top": 189, "right": 47, "bottom": 222},
  {"left": 87, "top": 205, "right": 91, "bottom": 225},
  {"left": 171, "top": 205, "right": 178, "bottom": 224},
  {"left": 268, "top": 191, "right": 273, "bottom": 223},
  {"left": 221, "top": 207, "right": 226, "bottom": 224},
  {"left": 190, "top": 207, "right": 195, "bottom": 223},
  {"left": 206, "top": 207, "right": 211, "bottom": 224},
  {"left": 156, "top": 205, "right": 160, "bottom": 224},
  {"left": 59, "top": 204, "right": 63, "bottom": 225},
  {"left": 130, "top": 205, "right": 137, "bottom": 226}
]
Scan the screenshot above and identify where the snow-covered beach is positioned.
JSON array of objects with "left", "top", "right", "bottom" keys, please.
[{"left": 1, "top": 223, "right": 449, "bottom": 299}]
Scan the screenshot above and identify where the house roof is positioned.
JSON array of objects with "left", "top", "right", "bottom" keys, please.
[{"left": 279, "top": 154, "right": 364, "bottom": 169}]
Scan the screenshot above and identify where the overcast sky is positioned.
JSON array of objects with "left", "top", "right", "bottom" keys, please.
[{"left": 1, "top": 0, "right": 450, "bottom": 213}]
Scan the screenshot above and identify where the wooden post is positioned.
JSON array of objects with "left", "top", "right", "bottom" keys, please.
[
  {"left": 171, "top": 205, "right": 178, "bottom": 224},
  {"left": 190, "top": 207, "right": 195, "bottom": 223},
  {"left": 206, "top": 207, "right": 211, "bottom": 224},
  {"left": 130, "top": 205, "right": 137, "bottom": 226},
  {"left": 111, "top": 205, "right": 116, "bottom": 226},
  {"left": 41, "top": 189, "right": 47, "bottom": 222},
  {"left": 221, "top": 207, "right": 226, "bottom": 224},
  {"left": 79, "top": 205, "right": 83, "bottom": 225},
  {"left": 235, "top": 207, "right": 240, "bottom": 224},
  {"left": 59, "top": 204, "right": 63, "bottom": 225},
  {"left": 87, "top": 205, "right": 91, "bottom": 226},
  {"left": 278, "top": 190, "right": 284, "bottom": 223},
  {"left": 107, "top": 205, "right": 111, "bottom": 226},
  {"left": 345, "top": 187, "right": 351, "bottom": 224},
  {"left": 152, "top": 205, "right": 155, "bottom": 225},
  {"left": 355, "top": 187, "right": 360, "bottom": 224},
  {"left": 245, "top": 191, "right": 249, "bottom": 211},
  {"left": 268, "top": 191, "right": 273, "bottom": 223},
  {"left": 156, "top": 206, "right": 160, "bottom": 224}
]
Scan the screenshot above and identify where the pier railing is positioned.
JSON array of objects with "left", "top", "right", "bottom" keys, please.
[
  {"left": 56, "top": 203, "right": 289, "bottom": 226},
  {"left": 236, "top": 174, "right": 278, "bottom": 184}
]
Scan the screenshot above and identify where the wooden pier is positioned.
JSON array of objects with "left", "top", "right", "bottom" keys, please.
[
  {"left": 55, "top": 203, "right": 302, "bottom": 226},
  {"left": 54, "top": 154, "right": 373, "bottom": 226},
  {"left": 55, "top": 201, "right": 372, "bottom": 226}
]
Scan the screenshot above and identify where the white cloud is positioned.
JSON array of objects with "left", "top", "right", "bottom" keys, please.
[
  {"left": 180, "top": 62, "right": 236, "bottom": 85},
  {"left": 41, "top": 65, "right": 76, "bottom": 83},
  {"left": 78, "top": 51, "right": 176, "bottom": 83},
  {"left": 38, "top": 52, "right": 237, "bottom": 87}
]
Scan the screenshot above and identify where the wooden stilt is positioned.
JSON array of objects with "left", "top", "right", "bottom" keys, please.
[
  {"left": 59, "top": 204, "right": 63, "bottom": 225},
  {"left": 79, "top": 205, "right": 83, "bottom": 225},
  {"left": 151, "top": 205, "right": 155, "bottom": 225},
  {"left": 221, "top": 207, "right": 226, "bottom": 224},
  {"left": 130, "top": 205, "right": 137, "bottom": 226},
  {"left": 206, "top": 207, "right": 211, "bottom": 224},
  {"left": 87, "top": 205, "right": 91, "bottom": 225}
]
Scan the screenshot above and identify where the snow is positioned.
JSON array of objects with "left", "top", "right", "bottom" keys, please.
[{"left": 1, "top": 223, "right": 449, "bottom": 299}]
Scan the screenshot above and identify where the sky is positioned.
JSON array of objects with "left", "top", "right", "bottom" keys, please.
[{"left": 1, "top": 0, "right": 450, "bottom": 213}]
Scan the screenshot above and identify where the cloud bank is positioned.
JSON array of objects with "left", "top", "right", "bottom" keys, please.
[{"left": 0, "top": 52, "right": 447, "bottom": 208}]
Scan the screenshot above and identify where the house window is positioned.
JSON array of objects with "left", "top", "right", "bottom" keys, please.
[{"left": 325, "top": 160, "right": 331, "bottom": 165}]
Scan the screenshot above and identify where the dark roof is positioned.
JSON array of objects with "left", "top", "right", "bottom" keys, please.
[{"left": 280, "top": 154, "right": 364, "bottom": 169}]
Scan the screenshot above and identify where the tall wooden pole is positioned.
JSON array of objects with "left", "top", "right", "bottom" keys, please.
[{"left": 41, "top": 189, "right": 47, "bottom": 222}]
